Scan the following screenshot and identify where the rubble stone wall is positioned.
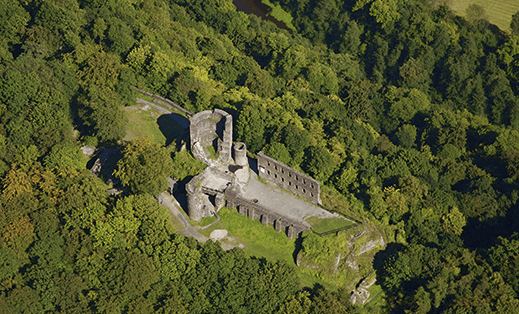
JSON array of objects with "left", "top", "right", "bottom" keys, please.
[
  {"left": 190, "top": 110, "right": 233, "bottom": 164},
  {"left": 257, "top": 152, "right": 321, "bottom": 205}
]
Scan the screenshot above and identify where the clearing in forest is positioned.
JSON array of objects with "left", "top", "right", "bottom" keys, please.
[{"left": 448, "top": 0, "right": 519, "bottom": 31}]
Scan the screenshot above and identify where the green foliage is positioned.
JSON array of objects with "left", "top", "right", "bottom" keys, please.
[
  {"left": 354, "top": 0, "right": 405, "bottom": 28},
  {"left": 513, "top": 12, "right": 519, "bottom": 36},
  {"left": 304, "top": 145, "right": 335, "bottom": 182},
  {"left": 263, "top": 141, "right": 291, "bottom": 165},
  {"left": 441, "top": 206, "right": 466, "bottom": 236},
  {"left": 2, "top": 0, "right": 519, "bottom": 311},
  {"left": 43, "top": 142, "right": 86, "bottom": 170},
  {"left": 170, "top": 148, "right": 206, "bottom": 181},
  {"left": 115, "top": 138, "right": 174, "bottom": 195},
  {"left": 206, "top": 145, "right": 218, "bottom": 160}
]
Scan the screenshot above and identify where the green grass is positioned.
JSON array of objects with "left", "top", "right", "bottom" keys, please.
[
  {"left": 448, "top": 0, "right": 519, "bottom": 31},
  {"left": 198, "top": 215, "right": 218, "bottom": 227},
  {"left": 198, "top": 207, "right": 344, "bottom": 289},
  {"left": 307, "top": 216, "right": 356, "bottom": 234},
  {"left": 261, "top": 0, "right": 296, "bottom": 32},
  {"left": 359, "top": 284, "right": 387, "bottom": 314},
  {"left": 123, "top": 105, "right": 183, "bottom": 146},
  {"left": 137, "top": 94, "right": 155, "bottom": 103},
  {"left": 165, "top": 206, "right": 185, "bottom": 231},
  {"left": 206, "top": 145, "right": 218, "bottom": 160},
  {"left": 199, "top": 207, "right": 296, "bottom": 264}
]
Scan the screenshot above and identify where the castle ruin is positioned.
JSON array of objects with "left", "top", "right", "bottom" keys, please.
[{"left": 186, "top": 109, "right": 337, "bottom": 238}]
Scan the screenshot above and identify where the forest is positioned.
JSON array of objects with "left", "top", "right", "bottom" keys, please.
[{"left": 2, "top": 0, "right": 519, "bottom": 312}]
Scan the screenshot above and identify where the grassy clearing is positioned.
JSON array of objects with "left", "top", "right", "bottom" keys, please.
[
  {"left": 261, "top": 0, "right": 296, "bottom": 32},
  {"left": 199, "top": 207, "right": 296, "bottom": 264},
  {"left": 307, "top": 216, "right": 356, "bottom": 234},
  {"left": 123, "top": 102, "right": 184, "bottom": 147},
  {"left": 198, "top": 207, "right": 342, "bottom": 289},
  {"left": 448, "top": 0, "right": 519, "bottom": 31},
  {"left": 198, "top": 215, "right": 218, "bottom": 227}
]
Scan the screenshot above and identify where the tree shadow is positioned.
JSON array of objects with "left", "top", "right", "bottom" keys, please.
[{"left": 157, "top": 113, "right": 189, "bottom": 147}]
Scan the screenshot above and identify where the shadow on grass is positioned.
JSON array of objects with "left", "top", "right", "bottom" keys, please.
[
  {"left": 157, "top": 114, "right": 188, "bottom": 146},
  {"left": 293, "top": 235, "right": 303, "bottom": 265}
]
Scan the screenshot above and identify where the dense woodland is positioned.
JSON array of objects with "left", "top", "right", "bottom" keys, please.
[{"left": 2, "top": 0, "right": 519, "bottom": 312}]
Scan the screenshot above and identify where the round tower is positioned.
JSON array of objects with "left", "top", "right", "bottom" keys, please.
[{"left": 234, "top": 142, "right": 248, "bottom": 166}]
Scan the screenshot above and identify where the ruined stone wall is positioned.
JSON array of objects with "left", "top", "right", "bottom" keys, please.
[
  {"left": 224, "top": 189, "right": 310, "bottom": 238},
  {"left": 257, "top": 152, "right": 321, "bottom": 205},
  {"left": 214, "top": 109, "right": 232, "bottom": 164},
  {"left": 186, "top": 173, "right": 214, "bottom": 222},
  {"left": 186, "top": 167, "right": 235, "bottom": 221},
  {"left": 190, "top": 109, "right": 232, "bottom": 165}
]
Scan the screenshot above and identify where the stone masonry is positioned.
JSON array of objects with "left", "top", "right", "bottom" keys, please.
[
  {"left": 257, "top": 151, "right": 322, "bottom": 205},
  {"left": 185, "top": 109, "right": 339, "bottom": 238}
]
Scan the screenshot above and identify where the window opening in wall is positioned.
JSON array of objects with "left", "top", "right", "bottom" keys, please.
[
  {"left": 268, "top": 170, "right": 271, "bottom": 175},
  {"left": 295, "top": 176, "right": 298, "bottom": 181},
  {"left": 311, "top": 183, "right": 314, "bottom": 188},
  {"left": 281, "top": 169, "right": 284, "bottom": 173},
  {"left": 303, "top": 179, "right": 306, "bottom": 184},
  {"left": 303, "top": 188, "right": 306, "bottom": 193},
  {"left": 296, "top": 185, "right": 298, "bottom": 189},
  {"left": 275, "top": 165, "right": 278, "bottom": 170},
  {"left": 289, "top": 181, "right": 292, "bottom": 186},
  {"left": 268, "top": 161, "right": 270, "bottom": 166},
  {"left": 289, "top": 173, "right": 291, "bottom": 177},
  {"left": 275, "top": 174, "right": 278, "bottom": 178},
  {"left": 282, "top": 178, "right": 284, "bottom": 182},
  {"left": 311, "top": 192, "right": 314, "bottom": 197}
]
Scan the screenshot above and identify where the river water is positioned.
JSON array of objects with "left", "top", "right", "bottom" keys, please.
[{"left": 232, "top": 0, "right": 292, "bottom": 32}]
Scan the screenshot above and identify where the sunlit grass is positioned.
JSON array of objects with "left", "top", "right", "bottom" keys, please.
[
  {"left": 448, "top": 0, "right": 519, "bottom": 31},
  {"left": 307, "top": 216, "right": 356, "bottom": 234},
  {"left": 123, "top": 103, "right": 183, "bottom": 146},
  {"left": 200, "top": 207, "right": 296, "bottom": 264},
  {"left": 261, "top": 0, "right": 296, "bottom": 32}
]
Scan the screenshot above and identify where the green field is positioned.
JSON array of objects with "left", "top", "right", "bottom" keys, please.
[
  {"left": 306, "top": 216, "right": 356, "bottom": 234},
  {"left": 448, "top": 0, "right": 519, "bottom": 31},
  {"left": 198, "top": 207, "right": 341, "bottom": 289},
  {"left": 123, "top": 104, "right": 183, "bottom": 146},
  {"left": 199, "top": 207, "right": 296, "bottom": 263}
]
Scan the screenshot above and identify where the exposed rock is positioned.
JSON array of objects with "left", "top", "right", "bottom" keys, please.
[
  {"left": 80, "top": 145, "right": 96, "bottom": 158},
  {"left": 209, "top": 229, "right": 228, "bottom": 241}
]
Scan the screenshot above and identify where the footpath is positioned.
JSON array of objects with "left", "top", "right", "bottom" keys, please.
[{"left": 158, "top": 192, "right": 208, "bottom": 243}]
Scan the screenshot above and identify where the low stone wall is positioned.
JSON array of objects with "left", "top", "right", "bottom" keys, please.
[
  {"left": 257, "top": 152, "right": 321, "bottom": 205},
  {"left": 224, "top": 190, "right": 310, "bottom": 238},
  {"left": 132, "top": 86, "right": 193, "bottom": 117}
]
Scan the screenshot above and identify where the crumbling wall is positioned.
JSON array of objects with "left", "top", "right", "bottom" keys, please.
[
  {"left": 257, "top": 152, "right": 321, "bottom": 205},
  {"left": 224, "top": 189, "right": 310, "bottom": 238},
  {"left": 186, "top": 173, "right": 214, "bottom": 221},
  {"left": 190, "top": 109, "right": 232, "bottom": 165}
]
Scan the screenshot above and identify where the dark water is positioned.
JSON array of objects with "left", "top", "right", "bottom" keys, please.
[{"left": 233, "top": 0, "right": 292, "bottom": 32}]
